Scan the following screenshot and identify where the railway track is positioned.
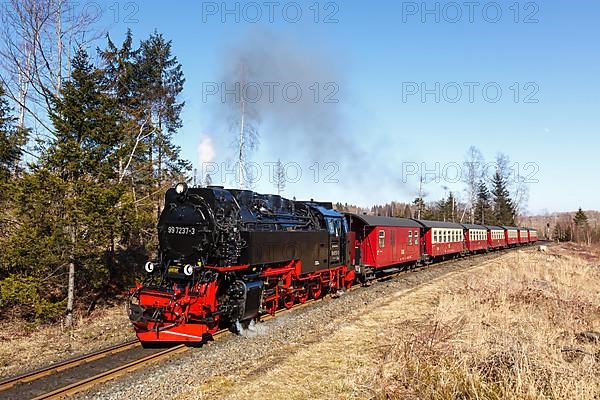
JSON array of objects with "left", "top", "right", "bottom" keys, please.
[
  {"left": 0, "top": 296, "right": 324, "bottom": 400},
  {"left": 0, "top": 245, "right": 540, "bottom": 400}
]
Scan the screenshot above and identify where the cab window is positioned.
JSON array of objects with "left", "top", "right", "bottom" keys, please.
[{"left": 326, "top": 218, "right": 341, "bottom": 237}]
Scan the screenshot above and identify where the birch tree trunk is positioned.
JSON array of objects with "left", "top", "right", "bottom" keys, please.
[{"left": 65, "top": 260, "right": 75, "bottom": 328}]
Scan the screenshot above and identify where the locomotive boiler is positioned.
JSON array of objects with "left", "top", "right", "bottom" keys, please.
[{"left": 128, "top": 183, "right": 355, "bottom": 344}]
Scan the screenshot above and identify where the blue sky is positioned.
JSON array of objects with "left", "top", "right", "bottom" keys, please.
[{"left": 98, "top": 0, "right": 599, "bottom": 214}]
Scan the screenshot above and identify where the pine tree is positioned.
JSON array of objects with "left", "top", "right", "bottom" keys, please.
[
  {"left": 412, "top": 197, "right": 434, "bottom": 220},
  {"left": 573, "top": 208, "right": 588, "bottom": 227},
  {"left": 100, "top": 30, "right": 190, "bottom": 247},
  {"left": 47, "top": 49, "right": 121, "bottom": 179},
  {"left": 413, "top": 197, "right": 425, "bottom": 219},
  {"left": 137, "top": 31, "right": 190, "bottom": 217},
  {"left": 491, "top": 171, "right": 516, "bottom": 225},
  {"left": 442, "top": 192, "right": 456, "bottom": 222},
  {"left": 573, "top": 208, "right": 589, "bottom": 243},
  {"left": 428, "top": 193, "right": 456, "bottom": 222},
  {"left": 474, "top": 180, "right": 494, "bottom": 225},
  {"left": 45, "top": 48, "right": 123, "bottom": 326}
]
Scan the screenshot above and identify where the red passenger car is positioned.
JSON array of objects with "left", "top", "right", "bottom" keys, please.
[
  {"left": 528, "top": 228, "right": 539, "bottom": 243},
  {"left": 503, "top": 226, "right": 519, "bottom": 246},
  {"left": 518, "top": 228, "right": 529, "bottom": 244},
  {"left": 415, "top": 220, "right": 464, "bottom": 259},
  {"left": 348, "top": 215, "right": 422, "bottom": 270},
  {"left": 462, "top": 223, "right": 489, "bottom": 253},
  {"left": 486, "top": 225, "right": 507, "bottom": 249}
]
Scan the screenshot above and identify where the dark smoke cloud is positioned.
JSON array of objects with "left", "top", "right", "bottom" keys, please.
[
  {"left": 208, "top": 28, "right": 409, "bottom": 197},
  {"left": 212, "top": 29, "right": 354, "bottom": 159}
]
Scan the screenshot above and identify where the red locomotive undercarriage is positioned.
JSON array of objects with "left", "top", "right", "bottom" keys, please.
[{"left": 129, "top": 260, "right": 355, "bottom": 343}]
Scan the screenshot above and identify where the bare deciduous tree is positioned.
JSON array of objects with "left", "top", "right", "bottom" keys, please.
[
  {"left": 226, "top": 60, "right": 259, "bottom": 189},
  {"left": 463, "top": 146, "right": 483, "bottom": 224},
  {"left": 0, "top": 0, "right": 102, "bottom": 133},
  {"left": 274, "top": 159, "right": 285, "bottom": 195}
]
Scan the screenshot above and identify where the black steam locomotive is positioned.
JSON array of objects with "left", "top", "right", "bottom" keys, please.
[{"left": 129, "top": 183, "right": 354, "bottom": 343}]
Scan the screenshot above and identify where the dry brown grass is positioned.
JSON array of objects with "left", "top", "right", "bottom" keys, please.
[
  {"left": 179, "top": 246, "right": 600, "bottom": 400},
  {"left": 377, "top": 248, "right": 600, "bottom": 400},
  {"left": 0, "top": 303, "right": 135, "bottom": 378}
]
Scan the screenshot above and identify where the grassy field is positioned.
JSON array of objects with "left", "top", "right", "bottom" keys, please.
[{"left": 181, "top": 244, "right": 600, "bottom": 400}]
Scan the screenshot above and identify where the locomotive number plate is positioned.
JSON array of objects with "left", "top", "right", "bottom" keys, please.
[{"left": 167, "top": 226, "right": 196, "bottom": 235}]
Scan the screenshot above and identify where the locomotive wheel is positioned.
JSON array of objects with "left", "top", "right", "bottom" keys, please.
[
  {"left": 282, "top": 293, "right": 295, "bottom": 309},
  {"left": 345, "top": 278, "right": 353, "bottom": 290},
  {"left": 344, "top": 271, "right": 356, "bottom": 290},
  {"left": 309, "top": 283, "right": 322, "bottom": 299},
  {"left": 297, "top": 289, "right": 309, "bottom": 304},
  {"left": 265, "top": 299, "right": 278, "bottom": 315},
  {"left": 207, "top": 320, "right": 219, "bottom": 335}
]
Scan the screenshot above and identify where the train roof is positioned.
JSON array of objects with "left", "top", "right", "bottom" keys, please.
[
  {"left": 501, "top": 226, "right": 519, "bottom": 230},
  {"left": 348, "top": 214, "right": 422, "bottom": 228},
  {"left": 461, "top": 223, "right": 488, "bottom": 230},
  {"left": 413, "top": 219, "right": 464, "bottom": 229},
  {"left": 484, "top": 225, "right": 505, "bottom": 230}
]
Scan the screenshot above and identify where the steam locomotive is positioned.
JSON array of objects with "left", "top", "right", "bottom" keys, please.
[
  {"left": 128, "top": 183, "right": 537, "bottom": 345},
  {"left": 128, "top": 183, "right": 355, "bottom": 344}
]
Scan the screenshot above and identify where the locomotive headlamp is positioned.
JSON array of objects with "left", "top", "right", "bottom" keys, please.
[
  {"left": 183, "top": 264, "right": 194, "bottom": 276},
  {"left": 144, "top": 261, "right": 155, "bottom": 273},
  {"left": 175, "top": 182, "right": 188, "bottom": 195}
]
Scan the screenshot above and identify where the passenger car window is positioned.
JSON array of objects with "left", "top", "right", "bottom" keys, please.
[
  {"left": 408, "top": 231, "right": 413, "bottom": 245},
  {"left": 378, "top": 230, "right": 385, "bottom": 249}
]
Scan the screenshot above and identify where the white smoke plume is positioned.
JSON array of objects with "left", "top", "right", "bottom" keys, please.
[{"left": 197, "top": 135, "right": 216, "bottom": 165}]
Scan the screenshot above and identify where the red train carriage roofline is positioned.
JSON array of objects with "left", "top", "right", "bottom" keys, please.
[
  {"left": 348, "top": 214, "right": 422, "bottom": 228},
  {"left": 412, "top": 219, "right": 464, "bottom": 229}
]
